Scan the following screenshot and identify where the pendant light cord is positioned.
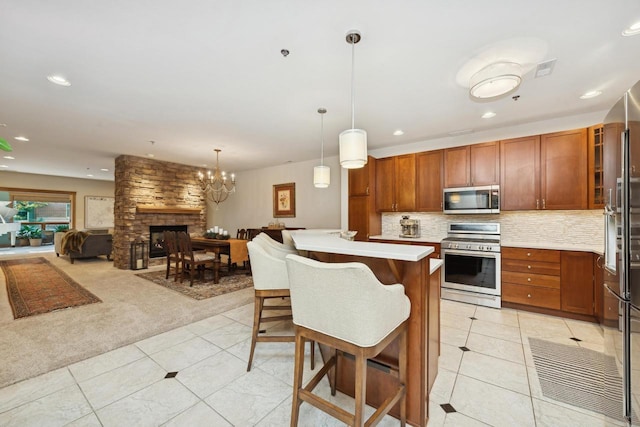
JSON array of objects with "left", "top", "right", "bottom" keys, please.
[
  {"left": 350, "top": 37, "right": 356, "bottom": 130},
  {"left": 320, "top": 112, "right": 325, "bottom": 166}
]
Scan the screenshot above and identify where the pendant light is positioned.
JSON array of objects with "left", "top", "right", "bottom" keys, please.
[
  {"left": 313, "top": 108, "right": 330, "bottom": 188},
  {"left": 339, "top": 30, "right": 368, "bottom": 169}
]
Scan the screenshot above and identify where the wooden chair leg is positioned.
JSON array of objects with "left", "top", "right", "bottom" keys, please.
[
  {"left": 165, "top": 258, "right": 170, "bottom": 279},
  {"left": 290, "top": 333, "right": 305, "bottom": 427},
  {"left": 330, "top": 347, "right": 337, "bottom": 396},
  {"left": 399, "top": 328, "right": 407, "bottom": 427},
  {"left": 310, "top": 340, "right": 315, "bottom": 370},
  {"left": 247, "top": 295, "right": 264, "bottom": 371},
  {"left": 354, "top": 349, "right": 367, "bottom": 426}
]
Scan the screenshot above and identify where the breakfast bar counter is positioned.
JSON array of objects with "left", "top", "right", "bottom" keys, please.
[{"left": 291, "top": 231, "right": 441, "bottom": 427}]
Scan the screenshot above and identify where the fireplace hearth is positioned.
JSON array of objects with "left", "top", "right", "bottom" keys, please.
[{"left": 149, "top": 225, "right": 188, "bottom": 258}]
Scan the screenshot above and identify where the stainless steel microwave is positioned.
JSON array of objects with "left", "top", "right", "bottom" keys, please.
[{"left": 443, "top": 185, "right": 500, "bottom": 214}]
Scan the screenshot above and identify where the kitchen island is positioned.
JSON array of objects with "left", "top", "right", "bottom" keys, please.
[{"left": 290, "top": 231, "right": 442, "bottom": 427}]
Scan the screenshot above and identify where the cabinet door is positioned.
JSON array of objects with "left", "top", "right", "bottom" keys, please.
[
  {"left": 593, "top": 253, "right": 604, "bottom": 324},
  {"left": 500, "top": 136, "right": 540, "bottom": 210},
  {"left": 444, "top": 146, "right": 470, "bottom": 188},
  {"left": 416, "top": 150, "right": 443, "bottom": 211},
  {"left": 541, "top": 128, "right": 588, "bottom": 210},
  {"left": 470, "top": 141, "right": 499, "bottom": 186},
  {"left": 395, "top": 154, "right": 416, "bottom": 211},
  {"left": 560, "top": 251, "right": 594, "bottom": 315},
  {"left": 349, "top": 156, "right": 375, "bottom": 196},
  {"left": 348, "top": 196, "right": 370, "bottom": 241},
  {"left": 375, "top": 157, "right": 395, "bottom": 212},
  {"left": 588, "top": 125, "right": 604, "bottom": 209}
]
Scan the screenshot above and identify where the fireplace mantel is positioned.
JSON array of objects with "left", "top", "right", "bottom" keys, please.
[{"left": 136, "top": 206, "right": 201, "bottom": 215}]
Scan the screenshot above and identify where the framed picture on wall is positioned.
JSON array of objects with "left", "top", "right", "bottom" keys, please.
[
  {"left": 85, "top": 196, "right": 114, "bottom": 229},
  {"left": 273, "top": 182, "right": 295, "bottom": 218}
]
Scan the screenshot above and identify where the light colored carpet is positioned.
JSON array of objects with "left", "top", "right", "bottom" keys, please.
[{"left": 0, "top": 251, "right": 253, "bottom": 388}]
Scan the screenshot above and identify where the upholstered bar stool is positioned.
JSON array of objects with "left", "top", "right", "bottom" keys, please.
[
  {"left": 245, "top": 240, "right": 314, "bottom": 371},
  {"left": 254, "top": 232, "right": 297, "bottom": 254},
  {"left": 285, "top": 254, "right": 410, "bottom": 427}
]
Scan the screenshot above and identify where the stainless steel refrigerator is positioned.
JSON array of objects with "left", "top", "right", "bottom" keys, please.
[{"left": 604, "top": 78, "right": 640, "bottom": 426}]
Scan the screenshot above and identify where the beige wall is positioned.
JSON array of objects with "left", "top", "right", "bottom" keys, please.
[
  {"left": 209, "top": 156, "right": 342, "bottom": 235},
  {"left": 0, "top": 171, "right": 114, "bottom": 230}
]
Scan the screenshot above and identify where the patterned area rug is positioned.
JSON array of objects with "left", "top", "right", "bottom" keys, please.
[
  {"left": 528, "top": 337, "right": 624, "bottom": 421},
  {"left": 1, "top": 257, "right": 102, "bottom": 319},
  {"left": 136, "top": 269, "right": 253, "bottom": 300}
]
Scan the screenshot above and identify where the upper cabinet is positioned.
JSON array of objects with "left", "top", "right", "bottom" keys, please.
[
  {"left": 349, "top": 157, "right": 374, "bottom": 196},
  {"left": 500, "top": 129, "right": 588, "bottom": 210},
  {"left": 375, "top": 154, "right": 416, "bottom": 212},
  {"left": 416, "top": 150, "right": 444, "bottom": 212},
  {"left": 444, "top": 141, "right": 499, "bottom": 188},
  {"left": 348, "top": 156, "right": 380, "bottom": 241},
  {"left": 588, "top": 124, "right": 604, "bottom": 209},
  {"left": 541, "top": 128, "right": 588, "bottom": 210}
]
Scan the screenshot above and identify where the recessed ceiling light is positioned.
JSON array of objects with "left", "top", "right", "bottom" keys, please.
[
  {"left": 86, "top": 174, "right": 94, "bottom": 177},
  {"left": 3, "top": 155, "right": 15, "bottom": 160},
  {"left": 580, "top": 90, "right": 602, "bottom": 99},
  {"left": 482, "top": 112, "right": 497, "bottom": 119},
  {"left": 0, "top": 165, "right": 8, "bottom": 168},
  {"left": 100, "top": 168, "right": 109, "bottom": 172},
  {"left": 14, "top": 136, "right": 29, "bottom": 142},
  {"left": 47, "top": 75, "right": 71, "bottom": 86},
  {"left": 393, "top": 130, "right": 404, "bottom": 136},
  {"left": 622, "top": 21, "right": 640, "bottom": 36}
]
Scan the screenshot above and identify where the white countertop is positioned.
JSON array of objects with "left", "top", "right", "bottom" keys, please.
[
  {"left": 430, "top": 259, "right": 443, "bottom": 274},
  {"left": 291, "top": 231, "right": 433, "bottom": 262},
  {"left": 501, "top": 240, "right": 603, "bottom": 255},
  {"left": 369, "top": 235, "right": 442, "bottom": 244}
]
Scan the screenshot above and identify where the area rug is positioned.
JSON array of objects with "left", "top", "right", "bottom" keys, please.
[
  {"left": 528, "top": 337, "right": 624, "bottom": 421},
  {"left": 136, "top": 270, "right": 253, "bottom": 300},
  {"left": 1, "top": 257, "right": 102, "bottom": 319}
]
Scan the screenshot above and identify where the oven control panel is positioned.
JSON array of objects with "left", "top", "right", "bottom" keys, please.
[{"left": 441, "top": 241, "right": 500, "bottom": 252}]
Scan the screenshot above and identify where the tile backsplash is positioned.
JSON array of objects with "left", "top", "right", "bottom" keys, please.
[{"left": 382, "top": 210, "right": 603, "bottom": 248}]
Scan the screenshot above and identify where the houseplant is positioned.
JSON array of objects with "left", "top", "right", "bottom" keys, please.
[
  {"left": 26, "top": 226, "right": 43, "bottom": 246},
  {"left": 16, "top": 226, "right": 31, "bottom": 246}
]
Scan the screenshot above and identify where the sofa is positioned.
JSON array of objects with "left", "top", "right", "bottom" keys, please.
[{"left": 55, "top": 231, "right": 113, "bottom": 264}]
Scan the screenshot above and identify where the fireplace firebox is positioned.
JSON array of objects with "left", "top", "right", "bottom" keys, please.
[{"left": 149, "top": 225, "right": 188, "bottom": 258}]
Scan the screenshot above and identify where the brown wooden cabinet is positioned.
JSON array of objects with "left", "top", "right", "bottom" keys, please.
[
  {"left": 502, "top": 247, "right": 561, "bottom": 310},
  {"left": 603, "top": 122, "right": 624, "bottom": 208},
  {"left": 560, "top": 251, "right": 594, "bottom": 315},
  {"left": 444, "top": 142, "right": 499, "bottom": 188},
  {"left": 348, "top": 156, "right": 380, "bottom": 241},
  {"left": 541, "top": 128, "right": 588, "bottom": 210},
  {"left": 588, "top": 124, "right": 604, "bottom": 209},
  {"left": 375, "top": 154, "right": 416, "bottom": 212},
  {"left": 416, "top": 150, "right": 443, "bottom": 212},
  {"left": 594, "top": 253, "right": 604, "bottom": 325},
  {"left": 500, "top": 128, "right": 588, "bottom": 210}
]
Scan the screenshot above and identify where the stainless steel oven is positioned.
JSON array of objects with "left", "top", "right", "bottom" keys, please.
[{"left": 441, "top": 223, "right": 501, "bottom": 308}]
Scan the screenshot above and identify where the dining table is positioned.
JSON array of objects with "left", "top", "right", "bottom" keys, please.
[{"left": 190, "top": 237, "right": 248, "bottom": 284}]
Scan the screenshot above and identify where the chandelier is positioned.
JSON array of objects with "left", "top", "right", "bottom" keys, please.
[{"left": 198, "top": 149, "right": 236, "bottom": 207}]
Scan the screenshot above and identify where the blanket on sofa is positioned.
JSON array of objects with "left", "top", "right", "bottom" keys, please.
[{"left": 60, "top": 230, "right": 89, "bottom": 254}]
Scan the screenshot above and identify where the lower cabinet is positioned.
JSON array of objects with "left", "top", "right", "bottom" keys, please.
[{"left": 502, "top": 247, "right": 596, "bottom": 319}]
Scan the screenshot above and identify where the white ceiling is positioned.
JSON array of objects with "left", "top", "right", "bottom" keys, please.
[{"left": 1, "top": 0, "right": 640, "bottom": 181}]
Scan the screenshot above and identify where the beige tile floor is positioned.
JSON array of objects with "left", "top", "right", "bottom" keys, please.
[{"left": 0, "top": 295, "right": 626, "bottom": 426}]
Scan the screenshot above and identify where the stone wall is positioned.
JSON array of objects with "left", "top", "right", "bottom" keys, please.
[{"left": 113, "top": 155, "right": 206, "bottom": 269}]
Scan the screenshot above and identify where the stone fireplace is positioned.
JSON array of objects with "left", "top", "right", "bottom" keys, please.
[{"left": 113, "top": 155, "right": 207, "bottom": 269}]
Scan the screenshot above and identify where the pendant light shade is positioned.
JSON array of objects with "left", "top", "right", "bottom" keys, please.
[
  {"left": 314, "top": 108, "right": 331, "bottom": 188},
  {"left": 339, "top": 30, "right": 368, "bottom": 169}
]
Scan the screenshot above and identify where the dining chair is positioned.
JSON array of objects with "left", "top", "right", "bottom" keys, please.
[
  {"left": 236, "top": 228, "right": 248, "bottom": 240},
  {"left": 163, "top": 230, "right": 181, "bottom": 281},
  {"left": 245, "top": 239, "right": 314, "bottom": 372},
  {"left": 285, "top": 254, "right": 410, "bottom": 427},
  {"left": 177, "top": 231, "right": 216, "bottom": 286}
]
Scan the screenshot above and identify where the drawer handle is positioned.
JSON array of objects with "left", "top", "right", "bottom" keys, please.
[
  {"left": 527, "top": 252, "right": 531, "bottom": 257},
  {"left": 527, "top": 277, "right": 531, "bottom": 282},
  {"left": 527, "top": 265, "right": 531, "bottom": 269},
  {"left": 527, "top": 294, "right": 532, "bottom": 298}
]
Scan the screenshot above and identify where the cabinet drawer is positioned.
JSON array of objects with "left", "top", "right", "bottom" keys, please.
[
  {"left": 502, "top": 271, "right": 560, "bottom": 289},
  {"left": 502, "top": 259, "right": 560, "bottom": 276},
  {"left": 502, "top": 247, "right": 560, "bottom": 263},
  {"left": 502, "top": 283, "right": 561, "bottom": 309}
]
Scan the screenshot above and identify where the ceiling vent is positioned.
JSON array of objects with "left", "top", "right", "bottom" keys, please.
[{"left": 535, "top": 59, "right": 557, "bottom": 78}]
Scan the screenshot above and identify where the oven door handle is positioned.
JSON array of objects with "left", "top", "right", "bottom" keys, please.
[{"left": 442, "top": 248, "right": 500, "bottom": 258}]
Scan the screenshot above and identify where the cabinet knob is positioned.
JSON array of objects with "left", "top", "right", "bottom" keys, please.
[
  {"left": 527, "top": 277, "right": 531, "bottom": 282},
  {"left": 527, "top": 265, "right": 531, "bottom": 269},
  {"left": 527, "top": 294, "right": 532, "bottom": 298},
  {"left": 536, "top": 199, "right": 539, "bottom": 209},
  {"left": 542, "top": 199, "right": 546, "bottom": 209},
  {"left": 527, "top": 252, "right": 531, "bottom": 257}
]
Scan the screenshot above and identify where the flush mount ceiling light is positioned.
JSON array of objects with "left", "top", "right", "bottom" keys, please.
[
  {"left": 482, "top": 112, "right": 497, "bottom": 119},
  {"left": 469, "top": 62, "right": 522, "bottom": 100},
  {"left": 14, "top": 136, "right": 29, "bottom": 142},
  {"left": 339, "top": 30, "right": 367, "bottom": 169},
  {"left": 622, "top": 22, "right": 640, "bottom": 36},
  {"left": 393, "top": 130, "right": 404, "bottom": 136},
  {"left": 313, "top": 108, "right": 330, "bottom": 189},
  {"left": 46, "top": 75, "right": 71, "bottom": 86}
]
